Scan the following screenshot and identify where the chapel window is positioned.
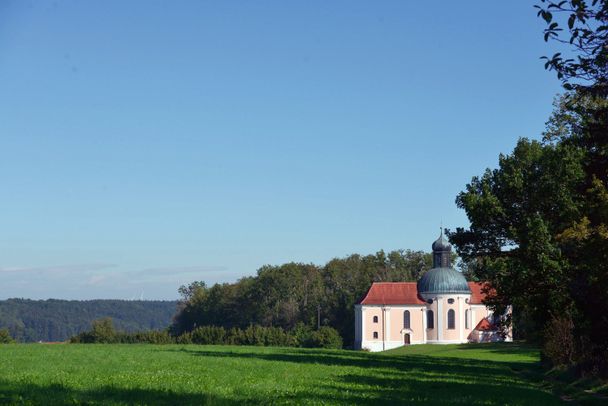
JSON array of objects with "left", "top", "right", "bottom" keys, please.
[
  {"left": 448, "top": 309, "right": 455, "bottom": 329},
  {"left": 427, "top": 310, "right": 434, "bottom": 329},
  {"left": 373, "top": 332, "right": 378, "bottom": 339},
  {"left": 373, "top": 315, "right": 378, "bottom": 323},
  {"left": 404, "top": 310, "right": 410, "bottom": 329}
]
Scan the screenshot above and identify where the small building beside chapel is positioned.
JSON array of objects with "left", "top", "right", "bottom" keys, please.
[{"left": 354, "top": 230, "right": 512, "bottom": 352}]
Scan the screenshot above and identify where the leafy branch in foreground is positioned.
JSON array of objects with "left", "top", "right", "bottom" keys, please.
[{"left": 536, "top": 0, "right": 608, "bottom": 89}]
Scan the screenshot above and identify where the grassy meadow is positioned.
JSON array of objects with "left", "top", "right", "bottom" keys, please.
[{"left": 0, "top": 342, "right": 563, "bottom": 405}]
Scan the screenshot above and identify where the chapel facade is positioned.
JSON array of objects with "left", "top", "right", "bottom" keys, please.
[{"left": 354, "top": 230, "right": 512, "bottom": 352}]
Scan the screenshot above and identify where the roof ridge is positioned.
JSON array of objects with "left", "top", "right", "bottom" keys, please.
[{"left": 372, "top": 281, "right": 417, "bottom": 284}]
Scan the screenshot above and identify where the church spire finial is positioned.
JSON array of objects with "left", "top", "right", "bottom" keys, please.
[{"left": 432, "top": 222, "right": 451, "bottom": 268}]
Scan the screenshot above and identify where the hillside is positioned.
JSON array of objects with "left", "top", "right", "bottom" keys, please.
[{"left": 0, "top": 299, "right": 178, "bottom": 342}]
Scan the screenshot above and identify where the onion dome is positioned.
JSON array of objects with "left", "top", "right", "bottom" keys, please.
[
  {"left": 418, "top": 228, "right": 471, "bottom": 296},
  {"left": 432, "top": 231, "right": 451, "bottom": 252},
  {"left": 417, "top": 267, "right": 471, "bottom": 295}
]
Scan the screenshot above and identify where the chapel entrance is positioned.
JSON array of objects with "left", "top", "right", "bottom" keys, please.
[{"left": 404, "top": 333, "right": 411, "bottom": 345}]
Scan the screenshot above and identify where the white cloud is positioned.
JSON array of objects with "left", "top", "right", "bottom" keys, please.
[
  {"left": 0, "top": 263, "right": 116, "bottom": 274},
  {"left": 0, "top": 263, "right": 235, "bottom": 299},
  {"left": 127, "top": 265, "right": 228, "bottom": 276},
  {"left": 86, "top": 275, "right": 107, "bottom": 286}
]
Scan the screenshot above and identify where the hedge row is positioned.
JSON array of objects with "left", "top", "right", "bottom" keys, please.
[{"left": 69, "top": 319, "right": 342, "bottom": 349}]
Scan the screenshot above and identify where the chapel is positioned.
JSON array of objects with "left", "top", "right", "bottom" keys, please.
[{"left": 354, "top": 230, "right": 512, "bottom": 351}]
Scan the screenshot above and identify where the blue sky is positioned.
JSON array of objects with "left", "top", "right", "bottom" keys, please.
[{"left": 0, "top": 1, "right": 562, "bottom": 300}]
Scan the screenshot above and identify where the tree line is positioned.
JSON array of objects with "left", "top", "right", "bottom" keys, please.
[
  {"left": 171, "top": 250, "right": 433, "bottom": 346},
  {"left": 0, "top": 250, "right": 433, "bottom": 346},
  {"left": 0, "top": 299, "right": 177, "bottom": 342}
]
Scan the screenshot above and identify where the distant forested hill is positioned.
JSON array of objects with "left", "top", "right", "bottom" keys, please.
[{"left": 0, "top": 299, "right": 177, "bottom": 342}]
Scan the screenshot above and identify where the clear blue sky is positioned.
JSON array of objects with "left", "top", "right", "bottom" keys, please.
[{"left": 0, "top": 1, "right": 561, "bottom": 300}]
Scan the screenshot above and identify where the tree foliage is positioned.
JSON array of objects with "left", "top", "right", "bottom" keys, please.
[
  {"left": 308, "top": 326, "right": 343, "bottom": 349},
  {"left": 450, "top": 92, "right": 608, "bottom": 375},
  {"left": 537, "top": 0, "right": 608, "bottom": 88},
  {"left": 171, "top": 249, "right": 432, "bottom": 345},
  {"left": 449, "top": 1, "right": 608, "bottom": 376},
  {"left": 0, "top": 299, "right": 177, "bottom": 342},
  {"left": 0, "top": 328, "right": 15, "bottom": 344}
]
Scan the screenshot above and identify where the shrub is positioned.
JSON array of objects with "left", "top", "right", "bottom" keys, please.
[
  {"left": 121, "top": 330, "right": 174, "bottom": 344},
  {"left": 293, "top": 322, "right": 314, "bottom": 347},
  {"left": 225, "top": 327, "right": 245, "bottom": 345},
  {"left": 191, "top": 326, "right": 226, "bottom": 345},
  {"left": 176, "top": 324, "right": 341, "bottom": 348},
  {"left": 261, "top": 326, "right": 295, "bottom": 347},
  {"left": 0, "top": 328, "right": 15, "bottom": 344},
  {"left": 176, "top": 332, "right": 193, "bottom": 344},
  {"left": 543, "top": 314, "right": 575, "bottom": 367},
  {"left": 309, "top": 326, "right": 343, "bottom": 349},
  {"left": 91, "top": 317, "right": 118, "bottom": 343},
  {"left": 70, "top": 318, "right": 174, "bottom": 344},
  {"left": 70, "top": 318, "right": 118, "bottom": 343},
  {"left": 177, "top": 325, "right": 298, "bottom": 347},
  {"left": 69, "top": 319, "right": 345, "bottom": 350}
]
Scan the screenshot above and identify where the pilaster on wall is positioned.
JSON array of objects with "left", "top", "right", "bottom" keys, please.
[
  {"left": 458, "top": 297, "right": 464, "bottom": 342},
  {"left": 354, "top": 307, "right": 360, "bottom": 343},
  {"left": 354, "top": 306, "right": 363, "bottom": 344},
  {"left": 437, "top": 297, "right": 443, "bottom": 341},
  {"left": 421, "top": 308, "right": 427, "bottom": 343},
  {"left": 361, "top": 307, "right": 366, "bottom": 343},
  {"left": 384, "top": 307, "right": 390, "bottom": 342},
  {"left": 471, "top": 308, "right": 476, "bottom": 335}
]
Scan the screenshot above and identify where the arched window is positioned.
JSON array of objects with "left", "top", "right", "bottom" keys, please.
[
  {"left": 373, "top": 315, "right": 378, "bottom": 323},
  {"left": 465, "top": 309, "right": 470, "bottom": 329},
  {"left": 427, "top": 310, "right": 434, "bottom": 329},
  {"left": 448, "top": 309, "right": 455, "bottom": 329},
  {"left": 404, "top": 310, "right": 410, "bottom": 329},
  {"left": 373, "top": 332, "right": 378, "bottom": 339}
]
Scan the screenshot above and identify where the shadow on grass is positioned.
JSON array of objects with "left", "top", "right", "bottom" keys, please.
[
  {"left": 0, "top": 380, "right": 242, "bottom": 406},
  {"left": 167, "top": 346, "right": 528, "bottom": 378},
  {"left": 163, "top": 346, "right": 561, "bottom": 405},
  {"left": 450, "top": 342, "right": 541, "bottom": 357},
  {"left": 0, "top": 345, "right": 561, "bottom": 405}
]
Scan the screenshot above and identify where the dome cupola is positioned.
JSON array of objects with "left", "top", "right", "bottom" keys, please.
[
  {"left": 432, "top": 232, "right": 451, "bottom": 252},
  {"left": 417, "top": 228, "right": 470, "bottom": 297},
  {"left": 417, "top": 267, "right": 470, "bottom": 296}
]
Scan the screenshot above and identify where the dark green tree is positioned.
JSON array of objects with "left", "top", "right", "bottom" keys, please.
[
  {"left": 449, "top": 1, "right": 608, "bottom": 376},
  {"left": 449, "top": 138, "right": 585, "bottom": 334},
  {"left": 450, "top": 93, "right": 608, "bottom": 374}
]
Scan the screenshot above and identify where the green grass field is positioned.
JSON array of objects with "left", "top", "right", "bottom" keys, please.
[{"left": 0, "top": 343, "right": 562, "bottom": 405}]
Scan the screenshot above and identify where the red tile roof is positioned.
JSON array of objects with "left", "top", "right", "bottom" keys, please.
[
  {"left": 473, "top": 318, "right": 496, "bottom": 331},
  {"left": 358, "top": 281, "right": 492, "bottom": 305},
  {"left": 468, "top": 282, "right": 492, "bottom": 305},
  {"left": 359, "top": 282, "right": 426, "bottom": 305}
]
